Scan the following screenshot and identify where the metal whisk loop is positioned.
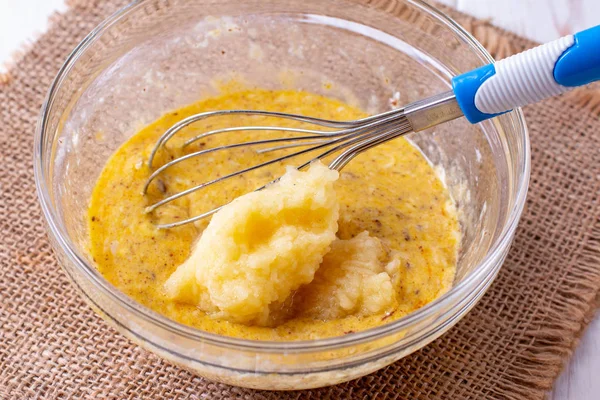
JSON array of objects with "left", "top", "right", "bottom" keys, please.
[
  {"left": 142, "top": 134, "right": 330, "bottom": 195},
  {"left": 184, "top": 126, "right": 337, "bottom": 148},
  {"left": 329, "top": 121, "right": 413, "bottom": 171},
  {"left": 145, "top": 110, "right": 406, "bottom": 194},
  {"left": 146, "top": 122, "right": 411, "bottom": 229},
  {"left": 143, "top": 90, "right": 466, "bottom": 228},
  {"left": 144, "top": 124, "right": 387, "bottom": 215},
  {"left": 147, "top": 109, "right": 374, "bottom": 168}
]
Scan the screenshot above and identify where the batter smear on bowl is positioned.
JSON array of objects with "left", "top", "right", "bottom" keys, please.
[{"left": 87, "top": 86, "right": 460, "bottom": 341}]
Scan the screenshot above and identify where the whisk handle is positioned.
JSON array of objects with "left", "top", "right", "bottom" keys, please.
[{"left": 451, "top": 24, "right": 600, "bottom": 124}]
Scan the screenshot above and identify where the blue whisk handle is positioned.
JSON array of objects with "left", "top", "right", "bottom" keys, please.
[{"left": 451, "top": 24, "right": 600, "bottom": 124}]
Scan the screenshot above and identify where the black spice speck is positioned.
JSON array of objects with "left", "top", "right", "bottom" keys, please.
[{"left": 382, "top": 310, "right": 396, "bottom": 321}]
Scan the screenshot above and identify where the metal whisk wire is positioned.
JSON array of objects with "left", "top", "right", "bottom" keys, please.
[
  {"left": 144, "top": 91, "right": 463, "bottom": 229},
  {"left": 147, "top": 108, "right": 407, "bottom": 168}
]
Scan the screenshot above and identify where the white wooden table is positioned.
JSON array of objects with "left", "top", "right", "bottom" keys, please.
[{"left": 1, "top": 1, "right": 597, "bottom": 398}]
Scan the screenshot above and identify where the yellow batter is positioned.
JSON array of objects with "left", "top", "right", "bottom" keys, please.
[{"left": 88, "top": 87, "right": 460, "bottom": 341}]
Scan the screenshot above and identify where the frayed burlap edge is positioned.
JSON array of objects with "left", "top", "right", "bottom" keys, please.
[{"left": 0, "top": 1, "right": 598, "bottom": 399}]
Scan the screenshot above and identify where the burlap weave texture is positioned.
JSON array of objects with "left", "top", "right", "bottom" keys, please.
[{"left": 1, "top": 1, "right": 599, "bottom": 399}]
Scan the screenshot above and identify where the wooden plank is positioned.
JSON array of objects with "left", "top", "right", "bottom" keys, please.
[{"left": 437, "top": 0, "right": 599, "bottom": 42}]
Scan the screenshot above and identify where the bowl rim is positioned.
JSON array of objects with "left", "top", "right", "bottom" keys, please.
[{"left": 34, "top": 0, "right": 530, "bottom": 352}]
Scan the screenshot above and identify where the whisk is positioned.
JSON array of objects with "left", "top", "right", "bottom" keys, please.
[{"left": 145, "top": 25, "right": 600, "bottom": 229}]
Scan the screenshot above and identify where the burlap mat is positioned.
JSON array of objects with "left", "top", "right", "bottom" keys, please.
[{"left": 1, "top": 1, "right": 599, "bottom": 399}]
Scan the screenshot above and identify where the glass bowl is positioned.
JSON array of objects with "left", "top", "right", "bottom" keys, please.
[{"left": 34, "top": 0, "right": 529, "bottom": 390}]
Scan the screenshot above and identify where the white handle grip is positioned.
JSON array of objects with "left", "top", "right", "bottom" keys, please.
[
  {"left": 474, "top": 35, "right": 574, "bottom": 114},
  {"left": 452, "top": 24, "right": 600, "bottom": 124}
]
